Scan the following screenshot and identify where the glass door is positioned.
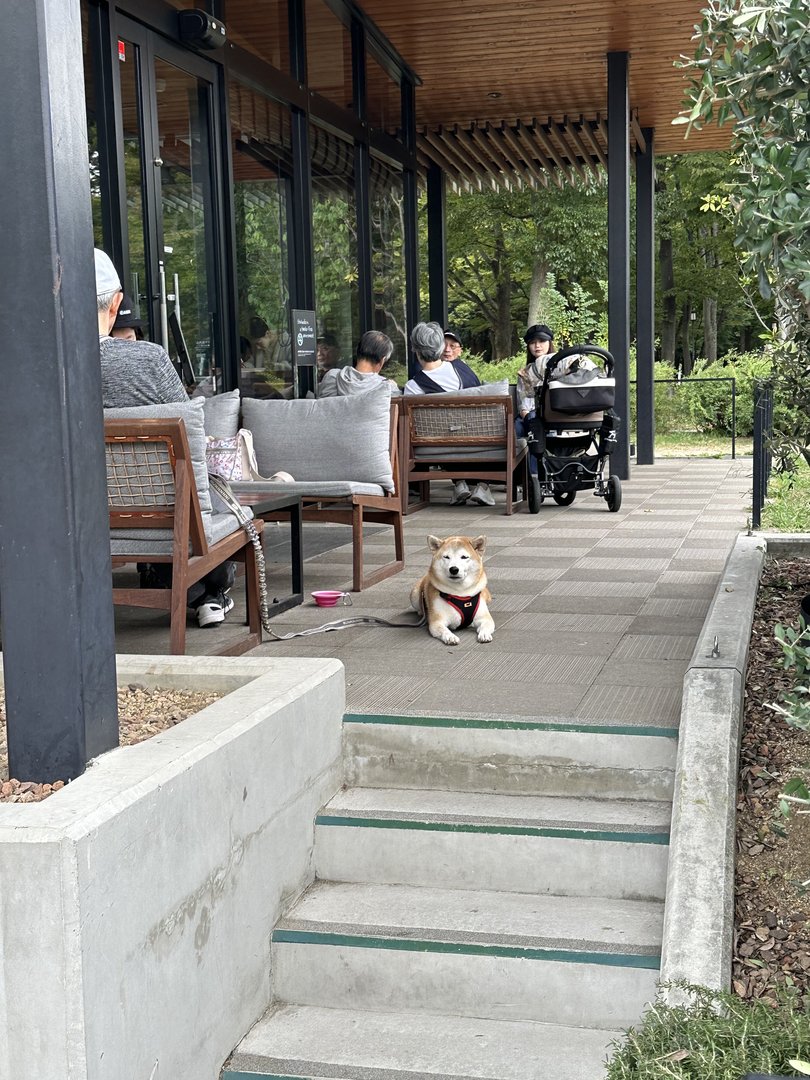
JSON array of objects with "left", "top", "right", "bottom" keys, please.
[{"left": 115, "top": 20, "right": 223, "bottom": 386}]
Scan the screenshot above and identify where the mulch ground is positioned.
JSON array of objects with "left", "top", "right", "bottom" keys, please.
[
  {"left": 0, "top": 684, "right": 220, "bottom": 804},
  {"left": 734, "top": 556, "right": 810, "bottom": 1002}
]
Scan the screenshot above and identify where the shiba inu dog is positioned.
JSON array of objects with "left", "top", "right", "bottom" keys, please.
[{"left": 410, "top": 534, "right": 494, "bottom": 646}]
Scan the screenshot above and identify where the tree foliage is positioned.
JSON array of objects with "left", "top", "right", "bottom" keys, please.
[{"left": 676, "top": 0, "right": 810, "bottom": 465}]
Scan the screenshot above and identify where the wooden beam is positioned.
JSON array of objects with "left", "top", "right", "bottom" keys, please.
[
  {"left": 489, "top": 123, "right": 537, "bottom": 189},
  {"left": 453, "top": 125, "right": 509, "bottom": 191},
  {"left": 547, "top": 119, "right": 588, "bottom": 182},
  {"left": 419, "top": 128, "right": 477, "bottom": 189},
  {"left": 631, "top": 111, "right": 647, "bottom": 155},
  {"left": 564, "top": 115, "right": 600, "bottom": 178},
  {"left": 470, "top": 124, "right": 521, "bottom": 190},
  {"left": 579, "top": 115, "right": 608, "bottom": 169},
  {"left": 526, "top": 120, "right": 571, "bottom": 186},
  {"left": 516, "top": 120, "right": 563, "bottom": 189},
  {"left": 499, "top": 123, "right": 546, "bottom": 188},
  {"left": 431, "top": 125, "right": 485, "bottom": 189}
]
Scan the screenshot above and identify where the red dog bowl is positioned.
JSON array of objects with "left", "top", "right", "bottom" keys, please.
[{"left": 311, "top": 590, "right": 349, "bottom": 607}]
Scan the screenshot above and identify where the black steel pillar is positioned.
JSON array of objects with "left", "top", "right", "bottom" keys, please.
[
  {"left": 427, "top": 163, "right": 448, "bottom": 327},
  {"left": 607, "top": 51, "right": 631, "bottom": 480},
  {"left": 0, "top": 0, "right": 118, "bottom": 781},
  {"left": 635, "top": 127, "right": 656, "bottom": 465},
  {"left": 402, "top": 78, "right": 421, "bottom": 376},
  {"left": 289, "top": 0, "right": 316, "bottom": 395}
]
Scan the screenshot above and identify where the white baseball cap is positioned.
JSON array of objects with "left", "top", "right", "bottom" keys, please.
[{"left": 94, "top": 248, "right": 121, "bottom": 297}]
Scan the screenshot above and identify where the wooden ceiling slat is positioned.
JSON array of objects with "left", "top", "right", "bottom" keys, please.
[
  {"left": 516, "top": 120, "right": 564, "bottom": 190},
  {"left": 417, "top": 130, "right": 472, "bottom": 189},
  {"left": 631, "top": 113, "right": 647, "bottom": 155},
  {"left": 547, "top": 121, "right": 589, "bottom": 183},
  {"left": 564, "top": 116, "right": 601, "bottom": 175},
  {"left": 469, "top": 125, "right": 520, "bottom": 191},
  {"left": 490, "top": 124, "right": 540, "bottom": 189},
  {"left": 529, "top": 121, "right": 575, "bottom": 185},
  {"left": 448, "top": 127, "right": 501, "bottom": 192},
  {"left": 578, "top": 117, "right": 608, "bottom": 169}
]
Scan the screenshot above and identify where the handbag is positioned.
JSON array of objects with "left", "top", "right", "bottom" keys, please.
[{"left": 206, "top": 428, "right": 282, "bottom": 482}]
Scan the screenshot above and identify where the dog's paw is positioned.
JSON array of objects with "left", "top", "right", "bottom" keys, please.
[
  {"left": 477, "top": 628, "right": 494, "bottom": 643},
  {"left": 441, "top": 632, "right": 460, "bottom": 646}
]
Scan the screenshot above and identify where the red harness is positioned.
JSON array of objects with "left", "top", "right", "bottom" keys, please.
[{"left": 439, "top": 591, "right": 482, "bottom": 629}]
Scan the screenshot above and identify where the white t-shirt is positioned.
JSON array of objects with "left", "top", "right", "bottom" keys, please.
[{"left": 404, "top": 362, "right": 464, "bottom": 396}]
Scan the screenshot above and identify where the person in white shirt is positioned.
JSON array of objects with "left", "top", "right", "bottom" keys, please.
[{"left": 404, "top": 321, "right": 494, "bottom": 506}]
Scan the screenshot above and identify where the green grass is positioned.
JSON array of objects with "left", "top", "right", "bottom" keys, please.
[
  {"left": 641, "top": 431, "right": 752, "bottom": 458},
  {"left": 606, "top": 983, "right": 810, "bottom": 1079},
  {"left": 762, "top": 459, "right": 810, "bottom": 532}
]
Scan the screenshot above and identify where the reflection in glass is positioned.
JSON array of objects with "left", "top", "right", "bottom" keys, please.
[
  {"left": 230, "top": 82, "right": 294, "bottom": 399},
  {"left": 306, "top": 0, "right": 353, "bottom": 112},
  {"left": 310, "top": 123, "right": 359, "bottom": 382},
  {"left": 225, "top": 0, "right": 290, "bottom": 74},
  {"left": 366, "top": 51, "right": 402, "bottom": 138},
  {"left": 371, "top": 156, "right": 407, "bottom": 384},
  {"left": 81, "top": 5, "right": 104, "bottom": 246},
  {"left": 118, "top": 42, "right": 149, "bottom": 334},
  {"left": 154, "top": 59, "right": 217, "bottom": 381}
]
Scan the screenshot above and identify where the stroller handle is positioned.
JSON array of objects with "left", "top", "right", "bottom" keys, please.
[{"left": 548, "top": 344, "right": 614, "bottom": 377}]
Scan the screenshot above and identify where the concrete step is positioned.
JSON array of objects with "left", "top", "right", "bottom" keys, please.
[
  {"left": 315, "top": 787, "right": 670, "bottom": 900},
  {"left": 224, "top": 1003, "right": 620, "bottom": 1080},
  {"left": 273, "top": 881, "right": 662, "bottom": 1030},
  {"left": 343, "top": 712, "right": 677, "bottom": 801}
]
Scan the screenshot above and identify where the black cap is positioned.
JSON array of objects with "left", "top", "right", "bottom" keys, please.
[
  {"left": 443, "top": 328, "right": 462, "bottom": 344},
  {"left": 113, "top": 293, "right": 143, "bottom": 331},
  {"left": 523, "top": 323, "right": 554, "bottom": 344}
]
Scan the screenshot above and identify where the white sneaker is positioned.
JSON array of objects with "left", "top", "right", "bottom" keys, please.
[
  {"left": 196, "top": 591, "right": 235, "bottom": 628},
  {"left": 470, "top": 483, "right": 495, "bottom": 507},
  {"left": 450, "top": 480, "right": 471, "bottom": 505}
]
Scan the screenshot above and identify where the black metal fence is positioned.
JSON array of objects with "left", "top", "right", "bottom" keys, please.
[
  {"left": 630, "top": 376, "right": 738, "bottom": 459},
  {"left": 751, "top": 380, "right": 774, "bottom": 529}
]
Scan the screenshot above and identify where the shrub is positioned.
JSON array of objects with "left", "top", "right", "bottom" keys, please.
[{"left": 606, "top": 982, "right": 810, "bottom": 1079}]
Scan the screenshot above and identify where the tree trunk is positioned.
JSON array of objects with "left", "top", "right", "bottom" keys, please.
[
  {"left": 659, "top": 235, "right": 677, "bottom": 364},
  {"left": 680, "top": 304, "right": 693, "bottom": 376},
  {"left": 703, "top": 297, "right": 718, "bottom": 363},
  {"left": 527, "top": 257, "right": 549, "bottom": 326},
  {"left": 490, "top": 225, "right": 513, "bottom": 359}
]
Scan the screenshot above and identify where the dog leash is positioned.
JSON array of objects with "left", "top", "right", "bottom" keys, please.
[{"left": 208, "top": 474, "right": 427, "bottom": 639}]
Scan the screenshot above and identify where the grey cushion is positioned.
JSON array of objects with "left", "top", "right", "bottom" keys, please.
[
  {"left": 199, "top": 389, "right": 241, "bottom": 439},
  {"left": 242, "top": 382, "right": 394, "bottom": 491},
  {"left": 104, "top": 398, "right": 213, "bottom": 540},
  {"left": 439, "top": 379, "right": 510, "bottom": 399},
  {"left": 230, "top": 479, "right": 386, "bottom": 498},
  {"left": 414, "top": 436, "right": 526, "bottom": 462},
  {"left": 110, "top": 510, "right": 250, "bottom": 557}
]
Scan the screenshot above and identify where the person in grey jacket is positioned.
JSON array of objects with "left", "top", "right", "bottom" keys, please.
[
  {"left": 319, "top": 330, "right": 400, "bottom": 397},
  {"left": 95, "top": 248, "right": 234, "bottom": 629}
]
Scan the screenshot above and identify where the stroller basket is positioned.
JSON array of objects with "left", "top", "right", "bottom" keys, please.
[{"left": 543, "top": 453, "right": 600, "bottom": 492}]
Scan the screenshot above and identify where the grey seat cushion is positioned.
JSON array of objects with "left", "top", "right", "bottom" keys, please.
[
  {"left": 196, "top": 388, "right": 241, "bottom": 439},
  {"left": 105, "top": 398, "right": 214, "bottom": 541},
  {"left": 110, "top": 510, "right": 250, "bottom": 557},
  {"left": 230, "top": 479, "right": 386, "bottom": 498},
  {"left": 241, "top": 382, "right": 394, "bottom": 491}
]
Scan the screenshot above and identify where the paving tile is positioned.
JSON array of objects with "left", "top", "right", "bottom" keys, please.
[
  {"left": 573, "top": 556, "right": 672, "bottom": 572},
  {"left": 652, "top": 583, "right": 718, "bottom": 600},
  {"left": 687, "top": 528, "right": 744, "bottom": 539},
  {"left": 526, "top": 527, "right": 611, "bottom": 538},
  {"left": 557, "top": 567, "right": 663, "bottom": 584},
  {"left": 346, "top": 674, "right": 439, "bottom": 713},
  {"left": 627, "top": 615, "right": 707, "bottom": 637},
  {"left": 575, "top": 684, "right": 682, "bottom": 724},
  {"left": 487, "top": 565, "right": 568, "bottom": 581},
  {"left": 599, "top": 659, "right": 689, "bottom": 687},
  {"left": 488, "top": 553, "right": 584, "bottom": 567},
  {"left": 542, "top": 579, "right": 655, "bottom": 598},
  {"left": 500, "top": 611, "right": 636, "bottom": 634},
  {"left": 482, "top": 629, "right": 625, "bottom": 656},
  {"left": 658, "top": 569, "right": 722, "bottom": 585},
  {"left": 613, "top": 634, "right": 695, "bottom": 660},
  {"left": 523, "top": 593, "right": 648, "bottom": 615},
  {"left": 408, "top": 679, "right": 589, "bottom": 718},
  {"left": 447, "top": 651, "right": 606, "bottom": 685},
  {"left": 638, "top": 597, "right": 711, "bottom": 618},
  {"left": 592, "top": 536, "right": 681, "bottom": 551}
]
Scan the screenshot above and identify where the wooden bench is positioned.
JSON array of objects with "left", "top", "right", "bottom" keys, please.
[
  {"left": 399, "top": 394, "right": 529, "bottom": 515},
  {"left": 106, "top": 417, "right": 263, "bottom": 656}
]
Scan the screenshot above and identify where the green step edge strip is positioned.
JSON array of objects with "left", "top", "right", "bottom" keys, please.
[
  {"left": 316, "top": 814, "right": 669, "bottom": 845},
  {"left": 343, "top": 712, "right": 679, "bottom": 739},
  {"left": 273, "top": 928, "right": 661, "bottom": 970}
]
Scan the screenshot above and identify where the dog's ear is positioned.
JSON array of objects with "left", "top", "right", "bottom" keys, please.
[
  {"left": 471, "top": 535, "right": 487, "bottom": 555},
  {"left": 427, "top": 535, "right": 443, "bottom": 552}
]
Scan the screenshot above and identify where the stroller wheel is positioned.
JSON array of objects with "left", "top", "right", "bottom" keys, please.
[
  {"left": 527, "top": 474, "right": 543, "bottom": 514},
  {"left": 606, "top": 475, "right": 622, "bottom": 512},
  {"left": 553, "top": 490, "right": 576, "bottom": 506}
]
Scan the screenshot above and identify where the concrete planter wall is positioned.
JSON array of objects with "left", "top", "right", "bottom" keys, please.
[{"left": 0, "top": 655, "right": 344, "bottom": 1080}]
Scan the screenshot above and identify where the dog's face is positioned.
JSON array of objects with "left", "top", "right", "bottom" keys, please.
[{"left": 426, "top": 534, "right": 487, "bottom": 592}]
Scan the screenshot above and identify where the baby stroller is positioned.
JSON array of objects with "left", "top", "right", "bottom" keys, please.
[{"left": 526, "top": 344, "right": 622, "bottom": 513}]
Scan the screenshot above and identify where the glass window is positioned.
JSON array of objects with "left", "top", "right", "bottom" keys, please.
[
  {"left": 306, "top": 0, "right": 353, "bottom": 112},
  {"left": 225, "top": 0, "right": 290, "bottom": 74},
  {"left": 230, "top": 82, "right": 294, "bottom": 399},
  {"left": 370, "top": 156, "right": 407, "bottom": 384},
  {"left": 366, "top": 51, "right": 402, "bottom": 138},
  {"left": 310, "top": 122, "right": 359, "bottom": 382},
  {"left": 81, "top": 5, "right": 104, "bottom": 246}
]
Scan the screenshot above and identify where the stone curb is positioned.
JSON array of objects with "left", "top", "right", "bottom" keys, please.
[{"left": 660, "top": 532, "right": 810, "bottom": 996}]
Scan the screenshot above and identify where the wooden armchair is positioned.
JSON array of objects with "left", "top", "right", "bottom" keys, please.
[
  {"left": 105, "top": 417, "right": 263, "bottom": 655},
  {"left": 399, "top": 394, "right": 529, "bottom": 515}
]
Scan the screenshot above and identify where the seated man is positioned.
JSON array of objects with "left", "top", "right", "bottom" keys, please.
[
  {"left": 404, "top": 321, "right": 494, "bottom": 507},
  {"left": 95, "top": 248, "right": 235, "bottom": 628},
  {"left": 319, "top": 330, "right": 400, "bottom": 397}
]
